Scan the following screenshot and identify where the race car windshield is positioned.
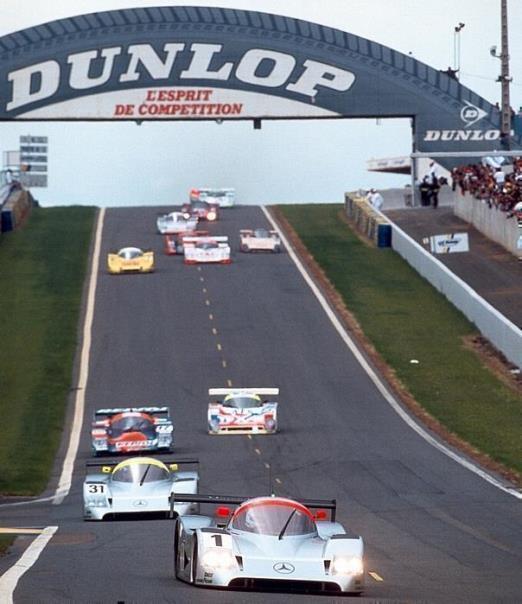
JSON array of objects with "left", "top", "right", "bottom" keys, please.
[
  {"left": 109, "top": 416, "right": 155, "bottom": 437},
  {"left": 197, "top": 242, "right": 218, "bottom": 250},
  {"left": 254, "top": 229, "right": 269, "bottom": 238},
  {"left": 192, "top": 201, "right": 208, "bottom": 210},
  {"left": 205, "top": 191, "right": 226, "bottom": 197},
  {"left": 231, "top": 502, "right": 315, "bottom": 536},
  {"left": 223, "top": 396, "right": 262, "bottom": 409},
  {"left": 112, "top": 463, "right": 169, "bottom": 483},
  {"left": 119, "top": 249, "right": 142, "bottom": 259}
]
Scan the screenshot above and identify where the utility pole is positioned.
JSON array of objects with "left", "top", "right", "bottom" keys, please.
[{"left": 499, "top": 0, "right": 511, "bottom": 148}]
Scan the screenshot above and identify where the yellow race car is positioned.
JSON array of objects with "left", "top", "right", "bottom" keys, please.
[{"left": 107, "top": 247, "right": 154, "bottom": 274}]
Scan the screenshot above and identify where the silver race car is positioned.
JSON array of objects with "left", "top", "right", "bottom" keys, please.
[
  {"left": 83, "top": 457, "right": 198, "bottom": 521},
  {"left": 240, "top": 228, "right": 282, "bottom": 253},
  {"left": 172, "top": 494, "right": 364, "bottom": 595},
  {"left": 157, "top": 211, "right": 198, "bottom": 234}
]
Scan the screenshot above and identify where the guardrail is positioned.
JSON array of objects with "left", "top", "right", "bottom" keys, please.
[
  {"left": 344, "top": 194, "right": 391, "bottom": 247},
  {"left": 345, "top": 194, "right": 522, "bottom": 369}
]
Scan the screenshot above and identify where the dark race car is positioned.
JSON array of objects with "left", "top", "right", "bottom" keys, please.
[
  {"left": 91, "top": 406, "right": 174, "bottom": 455},
  {"left": 181, "top": 200, "right": 219, "bottom": 222}
]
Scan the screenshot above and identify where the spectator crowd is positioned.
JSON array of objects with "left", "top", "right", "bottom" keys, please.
[{"left": 450, "top": 158, "right": 522, "bottom": 215}]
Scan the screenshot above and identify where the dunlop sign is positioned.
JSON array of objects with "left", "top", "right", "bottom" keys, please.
[
  {"left": 6, "top": 44, "right": 355, "bottom": 119},
  {"left": 0, "top": 6, "right": 520, "bottom": 161}
]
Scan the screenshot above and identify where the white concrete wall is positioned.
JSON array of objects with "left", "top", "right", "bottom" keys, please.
[
  {"left": 454, "top": 192, "right": 521, "bottom": 257},
  {"left": 390, "top": 221, "right": 522, "bottom": 369}
]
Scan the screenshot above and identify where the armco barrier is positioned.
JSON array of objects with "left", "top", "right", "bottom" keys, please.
[
  {"left": 390, "top": 220, "right": 522, "bottom": 369},
  {"left": 344, "top": 194, "right": 391, "bottom": 247},
  {"left": 454, "top": 191, "right": 521, "bottom": 257}
]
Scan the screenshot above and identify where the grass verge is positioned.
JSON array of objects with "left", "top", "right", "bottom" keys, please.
[
  {"left": 277, "top": 204, "right": 522, "bottom": 481},
  {"left": 0, "top": 535, "right": 14, "bottom": 556},
  {"left": 0, "top": 206, "right": 96, "bottom": 495}
]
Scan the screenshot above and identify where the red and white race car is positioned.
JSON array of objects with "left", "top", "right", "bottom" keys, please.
[
  {"left": 164, "top": 230, "right": 209, "bottom": 255},
  {"left": 207, "top": 388, "right": 279, "bottom": 434},
  {"left": 181, "top": 200, "right": 219, "bottom": 221},
  {"left": 184, "top": 236, "right": 231, "bottom": 265}
]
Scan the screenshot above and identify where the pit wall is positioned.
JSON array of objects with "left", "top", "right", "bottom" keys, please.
[
  {"left": 454, "top": 191, "right": 521, "bottom": 257},
  {"left": 1, "top": 187, "right": 32, "bottom": 232},
  {"left": 345, "top": 194, "right": 522, "bottom": 369}
]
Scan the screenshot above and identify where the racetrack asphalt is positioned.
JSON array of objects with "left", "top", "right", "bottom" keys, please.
[{"left": 1, "top": 205, "right": 521, "bottom": 603}]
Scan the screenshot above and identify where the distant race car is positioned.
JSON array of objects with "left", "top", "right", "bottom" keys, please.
[
  {"left": 157, "top": 211, "right": 199, "bottom": 234},
  {"left": 207, "top": 388, "right": 278, "bottom": 434},
  {"left": 181, "top": 200, "right": 219, "bottom": 222},
  {"left": 91, "top": 406, "right": 174, "bottom": 455},
  {"left": 240, "top": 228, "right": 282, "bottom": 253},
  {"left": 184, "top": 236, "right": 231, "bottom": 265},
  {"left": 164, "top": 230, "right": 209, "bottom": 255},
  {"left": 83, "top": 456, "right": 198, "bottom": 521},
  {"left": 190, "top": 188, "right": 235, "bottom": 208},
  {"left": 107, "top": 247, "right": 154, "bottom": 274},
  {"left": 172, "top": 493, "right": 364, "bottom": 595}
]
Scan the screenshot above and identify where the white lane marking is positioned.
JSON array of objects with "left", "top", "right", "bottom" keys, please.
[
  {"left": 262, "top": 206, "right": 522, "bottom": 500},
  {"left": 0, "top": 525, "right": 58, "bottom": 603},
  {"left": 53, "top": 208, "right": 105, "bottom": 504},
  {"left": 0, "top": 495, "right": 57, "bottom": 509},
  {"left": 227, "top": 379, "right": 233, "bottom": 387},
  {"left": 0, "top": 528, "right": 43, "bottom": 535}
]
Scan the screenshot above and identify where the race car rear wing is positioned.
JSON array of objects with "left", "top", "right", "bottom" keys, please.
[
  {"left": 94, "top": 406, "right": 170, "bottom": 419},
  {"left": 209, "top": 388, "right": 279, "bottom": 397},
  {"left": 169, "top": 493, "right": 336, "bottom": 521},
  {"left": 86, "top": 458, "right": 199, "bottom": 471},
  {"left": 183, "top": 236, "right": 229, "bottom": 243}
]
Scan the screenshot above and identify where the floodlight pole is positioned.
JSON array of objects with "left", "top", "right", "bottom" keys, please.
[{"left": 499, "top": 0, "right": 511, "bottom": 148}]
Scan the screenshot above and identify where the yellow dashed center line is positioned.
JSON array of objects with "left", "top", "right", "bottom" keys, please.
[
  {"left": 247, "top": 434, "right": 252, "bottom": 440},
  {"left": 264, "top": 462, "right": 270, "bottom": 469},
  {"left": 221, "top": 359, "right": 227, "bottom": 368},
  {"left": 199, "top": 276, "right": 204, "bottom": 282},
  {"left": 216, "top": 343, "right": 222, "bottom": 351},
  {"left": 275, "top": 478, "right": 282, "bottom": 485},
  {"left": 202, "top": 287, "right": 207, "bottom": 293},
  {"left": 205, "top": 299, "right": 211, "bottom": 306},
  {"left": 212, "top": 327, "right": 218, "bottom": 335},
  {"left": 368, "top": 571, "right": 383, "bottom": 582},
  {"left": 254, "top": 448, "right": 261, "bottom": 455},
  {"left": 197, "top": 267, "right": 202, "bottom": 272},
  {"left": 209, "top": 314, "right": 214, "bottom": 321}
]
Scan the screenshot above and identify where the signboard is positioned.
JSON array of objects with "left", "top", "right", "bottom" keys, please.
[
  {"left": 0, "top": 6, "right": 520, "bottom": 165},
  {"left": 19, "top": 135, "right": 48, "bottom": 187},
  {"left": 426, "top": 233, "right": 470, "bottom": 254}
]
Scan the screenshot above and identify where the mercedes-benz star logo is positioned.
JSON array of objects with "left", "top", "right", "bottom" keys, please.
[
  {"left": 133, "top": 499, "right": 148, "bottom": 507},
  {"left": 273, "top": 562, "right": 295, "bottom": 574}
]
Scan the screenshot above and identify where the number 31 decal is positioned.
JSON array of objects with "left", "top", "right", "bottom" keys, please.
[{"left": 88, "top": 484, "right": 105, "bottom": 494}]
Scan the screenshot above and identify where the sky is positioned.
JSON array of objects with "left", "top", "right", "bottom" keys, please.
[{"left": 0, "top": 0, "right": 521, "bottom": 207}]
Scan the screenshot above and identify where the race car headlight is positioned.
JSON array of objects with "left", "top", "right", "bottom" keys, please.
[
  {"left": 86, "top": 496, "right": 107, "bottom": 508},
  {"left": 201, "top": 548, "right": 236, "bottom": 570},
  {"left": 331, "top": 556, "right": 363, "bottom": 575}
]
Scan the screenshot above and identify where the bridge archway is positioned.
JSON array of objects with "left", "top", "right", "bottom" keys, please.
[{"left": 0, "top": 6, "right": 520, "bottom": 168}]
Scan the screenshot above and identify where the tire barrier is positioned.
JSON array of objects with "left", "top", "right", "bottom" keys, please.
[
  {"left": 1, "top": 187, "right": 32, "bottom": 232},
  {"left": 344, "top": 194, "right": 392, "bottom": 247}
]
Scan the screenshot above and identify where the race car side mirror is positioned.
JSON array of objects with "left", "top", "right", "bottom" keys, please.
[
  {"left": 169, "top": 464, "right": 179, "bottom": 472},
  {"left": 102, "top": 466, "right": 112, "bottom": 473},
  {"left": 315, "top": 510, "right": 327, "bottom": 520}
]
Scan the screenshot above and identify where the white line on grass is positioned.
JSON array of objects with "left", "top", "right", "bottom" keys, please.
[
  {"left": 0, "top": 526, "right": 58, "bottom": 603},
  {"left": 262, "top": 205, "right": 522, "bottom": 500},
  {"left": 53, "top": 208, "right": 105, "bottom": 504}
]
